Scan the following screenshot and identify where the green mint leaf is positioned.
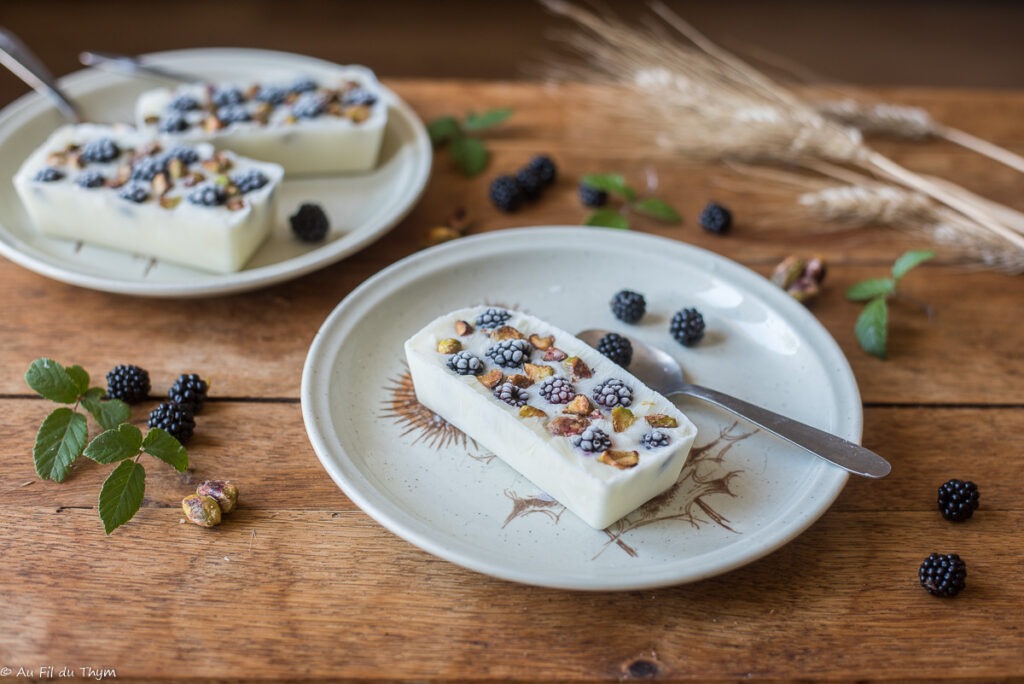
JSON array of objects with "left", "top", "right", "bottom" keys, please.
[
  {"left": 892, "top": 250, "right": 935, "bottom": 280},
  {"left": 33, "top": 408, "right": 88, "bottom": 482},
  {"left": 65, "top": 365, "right": 90, "bottom": 396},
  {"left": 427, "top": 116, "right": 461, "bottom": 146},
  {"left": 98, "top": 460, "right": 146, "bottom": 535},
  {"left": 80, "top": 392, "right": 131, "bottom": 431},
  {"left": 581, "top": 174, "right": 636, "bottom": 201},
  {"left": 462, "top": 108, "right": 513, "bottom": 132},
  {"left": 25, "top": 358, "right": 81, "bottom": 404},
  {"left": 585, "top": 209, "right": 631, "bottom": 230},
  {"left": 846, "top": 277, "right": 895, "bottom": 302},
  {"left": 142, "top": 428, "right": 189, "bottom": 473},
  {"left": 450, "top": 136, "right": 489, "bottom": 177},
  {"left": 84, "top": 424, "right": 143, "bottom": 464},
  {"left": 631, "top": 197, "right": 682, "bottom": 224},
  {"left": 855, "top": 297, "right": 888, "bottom": 359}
]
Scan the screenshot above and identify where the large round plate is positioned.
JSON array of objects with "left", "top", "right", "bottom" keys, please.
[
  {"left": 0, "top": 48, "right": 431, "bottom": 297},
  {"left": 302, "top": 228, "right": 859, "bottom": 590}
]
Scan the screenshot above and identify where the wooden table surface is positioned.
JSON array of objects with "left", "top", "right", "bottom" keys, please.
[{"left": 1, "top": 80, "right": 1022, "bottom": 683}]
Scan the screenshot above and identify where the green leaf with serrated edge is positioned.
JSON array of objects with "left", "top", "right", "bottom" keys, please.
[
  {"left": 450, "top": 136, "right": 489, "bottom": 177},
  {"left": 84, "top": 424, "right": 143, "bottom": 464},
  {"left": 98, "top": 460, "right": 145, "bottom": 535},
  {"left": 25, "top": 358, "right": 81, "bottom": 404},
  {"left": 33, "top": 408, "right": 88, "bottom": 482},
  {"left": 846, "top": 277, "right": 895, "bottom": 302},
  {"left": 80, "top": 392, "right": 131, "bottom": 431},
  {"left": 66, "top": 365, "right": 90, "bottom": 396},
  {"left": 427, "top": 116, "right": 460, "bottom": 146},
  {"left": 632, "top": 197, "right": 682, "bottom": 224},
  {"left": 585, "top": 209, "right": 631, "bottom": 230},
  {"left": 142, "top": 428, "right": 189, "bottom": 473},
  {"left": 855, "top": 297, "right": 888, "bottom": 359},
  {"left": 462, "top": 108, "right": 513, "bottom": 132},
  {"left": 892, "top": 250, "right": 935, "bottom": 280},
  {"left": 581, "top": 174, "right": 636, "bottom": 201}
]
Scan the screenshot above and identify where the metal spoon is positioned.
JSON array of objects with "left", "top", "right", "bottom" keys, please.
[
  {"left": 79, "top": 51, "right": 196, "bottom": 84},
  {"left": 0, "top": 28, "right": 82, "bottom": 122},
  {"left": 578, "top": 329, "right": 891, "bottom": 478}
]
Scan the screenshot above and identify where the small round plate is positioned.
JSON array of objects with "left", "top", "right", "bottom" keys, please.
[
  {"left": 0, "top": 48, "right": 431, "bottom": 297},
  {"left": 302, "top": 227, "right": 860, "bottom": 590}
]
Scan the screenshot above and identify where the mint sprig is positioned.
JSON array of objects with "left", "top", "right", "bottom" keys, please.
[
  {"left": 846, "top": 250, "right": 934, "bottom": 359},
  {"left": 580, "top": 173, "right": 681, "bottom": 229},
  {"left": 428, "top": 108, "right": 513, "bottom": 177}
]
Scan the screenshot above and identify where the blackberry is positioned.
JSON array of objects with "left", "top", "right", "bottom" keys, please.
[
  {"left": 486, "top": 338, "right": 532, "bottom": 368},
  {"left": 475, "top": 307, "right": 511, "bottom": 329},
  {"left": 76, "top": 170, "right": 105, "bottom": 189},
  {"left": 937, "top": 479, "right": 980, "bottom": 522},
  {"left": 341, "top": 87, "right": 377, "bottom": 106},
  {"left": 292, "top": 92, "right": 327, "bottom": 119},
  {"left": 217, "top": 104, "right": 251, "bottom": 125},
  {"left": 158, "top": 111, "right": 190, "bottom": 133},
  {"left": 231, "top": 169, "right": 269, "bottom": 194},
  {"left": 168, "top": 373, "right": 209, "bottom": 414},
  {"left": 699, "top": 201, "right": 732, "bottom": 235},
  {"left": 493, "top": 382, "right": 529, "bottom": 407},
  {"left": 168, "top": 93, "right": 201, "bottom": 111},
  {"left": 919, "top": 553, "right": 967, "bottom": 597},
  {"left": 610, "top": 290, "right": 646, "bottom": 324},
  {"left": 187, "top": 183, "right": 227, "bottom": 207},
  {"left": 579, "top": 182, "right": 608, "bottom": 207},
  {"left": 489, "top": 175, "right": 524, "bottom": 213},
  {"left": 34, "top": 167, "right": 64, "bottom": 182},
  {"left": 255, "top": 85, "right": 288, "bottom": 105},
  {"left": 447, "top": 351, "right": 484, "bottom": 376},
  {"left": 105, "top": 364, "right": 151, "bottom": 404},
  {"left": 80, "top": 137, "right": 120, "bottom": 164},
  {"left": 164, "top": 145, "right": 200, "bottom": 165},
  {"left": 571, "top": 427, "right": 611, "bottom": 453},
  {"left": 641, "top": 430, "right": 671, "bottom": 449},
  {"left": 289, "top": 203, "right": 330, "bottom": 242},
  {"left": 514, "top": 167, "right": 544, "bottom": 201},
  {"left": 539, "top": 376, "right": 575, "bottom": 404},
  {"left": 290, "top": 77, "right": 318, "bottom": 94},
  {"left": 212, "top": 86, "right": 245, "bottom": 108},
  {"left": 596, "top": 333, "right": 633, "bottom": 367},
  {"left": 670, "top": 308, "right": 705, "bottom": 346},
  {"left": 131, "top": 156, "right": 166, "bottom": 182},
  {"left": 118, "top": 182, "right": 150, "bottom": 203},
  {"left": 592, "top": 378, "right": 633, "bottom": 408},
  {"left": 148, "top": 402, "right": 196, "bottom": 445},
  {"left": 528, "top": 154, "right": 557, "bottom": 186}
]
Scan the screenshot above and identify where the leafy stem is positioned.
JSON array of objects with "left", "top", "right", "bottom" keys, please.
[
  {"left": 428, "top": 108, "right": 514, "bottom": 177},
  {"left": 846, "top": 250, "right": 935, "bottom": 358},
  {"left": 580, "top": 173, "right": 682, "bottom": 229}
]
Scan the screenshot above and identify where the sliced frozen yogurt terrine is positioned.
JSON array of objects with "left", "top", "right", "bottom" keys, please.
[
  {"left": 135, "top": 67, "right": 387, "bottom": 174},
  {"left": 405, "top": 306, "right": 698, "bottom": 529},
  {"left": 13, "top": 123, "right": 283, "bottom": 274}
]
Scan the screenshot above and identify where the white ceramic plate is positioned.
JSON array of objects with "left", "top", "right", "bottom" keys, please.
[
  {"left": 0, "top": 48, "right": 431, "bottom": 297},
  {"left": 302, "top": 228, "right": 860, "bottom": 590}
]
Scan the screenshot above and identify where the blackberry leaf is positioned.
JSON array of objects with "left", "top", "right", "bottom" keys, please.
[
  {"left": 98, "top": 460, "right": 146, "bottom": 535},
  {"left": 33, "top": 408, "right": 88, "bottom": 482},
  {"left": 85, "top": 424, "right": 143, "bottom": 464}
]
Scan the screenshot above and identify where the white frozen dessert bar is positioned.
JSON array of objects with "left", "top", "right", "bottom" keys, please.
[
  {"left": 405, "top": 306, "right": 698, "bottom": 529},
  {"left": 135, "top": 67, "right": 387, "bottom": 175},
  {"left": 13, "top": 123, "right": 284, "bottom": 274}
]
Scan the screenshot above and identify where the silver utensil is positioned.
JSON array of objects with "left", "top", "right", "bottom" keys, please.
[
  {"left": 79, "top": 50, "right": 196, "bottom": 83},
  {"left": 0, "top": 28, "right": 81, "bottom": 122},
  {"left": 578, "top": 329, "right": 891, "bottom": 478}
]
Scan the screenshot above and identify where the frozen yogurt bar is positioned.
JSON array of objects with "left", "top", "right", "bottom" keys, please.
[
  {"left": 13, "top": 124, "right": 283, "bottom": 273},
  {"left": 135, "top": 67, "right": 387, "bottom": 174},
  {"left": 405, "top": 306, "right": 698, "bottom": 529}
]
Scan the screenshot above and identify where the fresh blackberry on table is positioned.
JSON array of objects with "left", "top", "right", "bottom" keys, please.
[
  {"left": 579, "top": 182, "right": 608, "bottom": 207},
  {"left": 341, "top": 87, "right": 377, "bottom": 107},
  {"left": 528, "top": 154, "right": 557, "bottom": 187},
  {"left": 187, "top": 183, "right": 227, "bottom": 207},
  {"left": 292, "top": 92, "right": 327, "bottom": 119},
  {"left": 212, "top": 86, "right": 245, "bottom": 108},
  {"left": 76, "top": 170, "right": 105, "bottom": 189},
  {"left": 34, "top": 167, "right": 64, "bottom": 182},
  {"left": 158, "top": 111, "right": 190, "bottom": 133},
  {"left": 571, "top": 427, "right": 611, "bottom": 453},
  {"left": 164, "top": 145, "right": 200, "bottom": 165},
  {"left": 118, "top": 182, "right": 150, "bottom": 203},
  {"left": 937, "top": 479, "right": 980, "bottom": 522},
  {"left": 168, "top": 373, "right": 209, "bottom": 414},
  {"left": 447, "top": 351, "right": 484, "bottom": 376},
  {"left": 514, "top": 167, "right": 544, "bottom": 201},
  {"left": 610, "top": 290, "right": 646, "bottom": 324},
  {"left": 255, "top": 85, "right": 288, "bottom": 105},
  {"left": 217, "top": 104, "right": 251, "bottom": 125},
  {"left": 289, "top": 203, "right": 330, "bottom": 242},
  {"left": 494, "top": 382, "right": 529, "bottom": 407},
  {"left": 596, "top": 333, "right": 633, "bottom": 367},
  {"left": 105, "top": 364, "right": 151, "bottom": 404},
  {"left": 148, "top": 401, "right": 196, "bottom": 445},
  {"left": 289, "top": 77, "right": 319, "bottom": 94},
  {"left": 131, "top": 156, "right": 166, "bottom": 182},
  {"left": 80, "top": 137, "right": 120, "bottom": 164},
  {"left": 592, "top": 378, "right": 633, "bottom": 408},
  {"left": 168, "top": 93, "right": 201, "bottom": 112},
  {"left": 485, "top": 338, "right": 532, "bottom": 368},
  {"left": 475, "top": 308, "right": 511, "bottom": 329},
  {"left": 919, "top": 553, "right": 967, "bottom": 597},
  {"left": 539, "top": 376, "right": 575, "bottom": 404},
  {"left": 699, "top": 201, "right": 732, "bottom": 235},
  {"left": 489, "top": 175, "right": 524, "bottom": 213},
  {"left": 670, "top": 308, "right": 705, "bottom": 346},
  {"left": 641, "top": 430, "right": 671, "bottom": 449},
  {"left": 231, "top": 169, "right": 269, "bottom": 194}
]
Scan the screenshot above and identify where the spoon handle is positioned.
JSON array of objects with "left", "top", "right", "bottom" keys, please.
[
  {"left": 0, "top": 29, "right": 81, "bottom": 122},
  {"left": 676, "top": 383, "right": 891, "bottom": 478},
  {"left": 79, "top": 51, "right": 196, "bottom": 83}
]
